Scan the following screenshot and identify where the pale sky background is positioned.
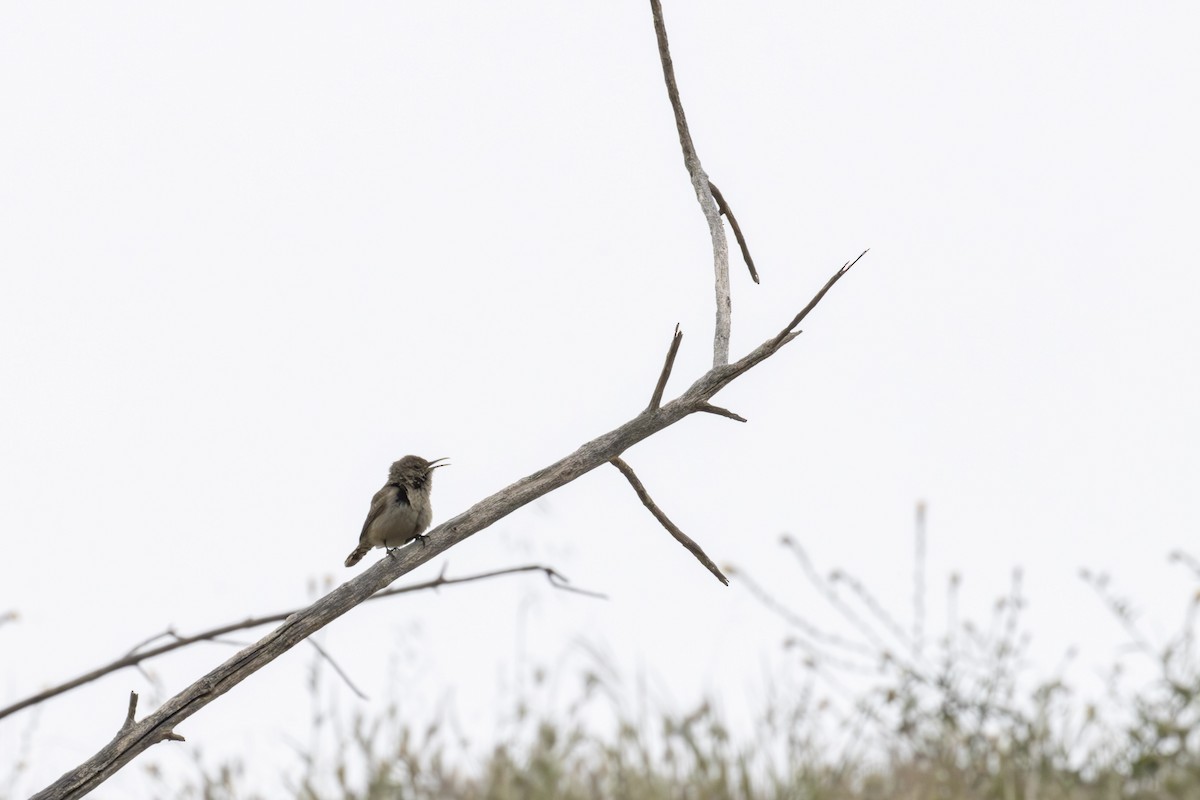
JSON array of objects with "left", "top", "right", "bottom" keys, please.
[{"left": 2, "top": 1, "right": 1199, "bottom": 796}]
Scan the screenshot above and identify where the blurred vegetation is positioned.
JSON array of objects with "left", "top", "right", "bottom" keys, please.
[
  {"left": 5, "top": 544, "right": 1198, "bottom": 799},
  {"left": 135, "top": 543, "right": 1200, "bottom": 800}
]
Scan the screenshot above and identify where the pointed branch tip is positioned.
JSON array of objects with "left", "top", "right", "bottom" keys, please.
[
  {"left": 709, "top": 181, "right": 759, "bottom": 284},
  {"left": 699, "top": 404, "right": 747, "bottom": 423},
  {"left": 770, "top": 250, "right": 868, "bottom": 349},
  {"left": 648, "top": 324, "right": 684, "bottom": 411},
  {"left": 121, "top": 692, "right": 138, "bottom": 733},
  {"left": 610, "top": 456, "right": 729, "bottom": 586}
]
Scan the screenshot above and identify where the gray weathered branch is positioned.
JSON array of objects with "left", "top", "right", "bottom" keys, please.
[
  {"left": 29, "top": 3, "right": 866, "bottom": 794},
  {"left": 708, "top": 181, "right": 759, "bottom": 284},
  {"left": 610, "top": 456, "right": 729, "bottom": 585},
  {"left": 31, "top": 254, "right": 860, "bottom": 799},
  {"left": 648, "top": 323, "right": 683, "bottom": 411},
  {"left": 649, "top": 0, "right": 732, "bottom": 367}
]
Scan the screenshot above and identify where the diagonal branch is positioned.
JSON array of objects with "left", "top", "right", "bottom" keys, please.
[
  {"left": 771, "top": 250, "right": 868, "bottom": 348},
  {"left": 650, "top": 0, "right": 731, "bottom": 367},
  {"left": 25, "top": 0, "right": 866, "bottom": 790},
  {"left": 609, "top": 456, "right": 728, "bottom": 586},
  {"left": 31, "top": 252, "right": 859, "bottom": 799},
  {"left": 708, "top": 181, "right": 759, "bottom": 284},
  {"left": 0, "top": 564, "right": 599, "bottom": 724}
]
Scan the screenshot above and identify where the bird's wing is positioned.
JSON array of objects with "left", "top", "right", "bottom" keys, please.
[{"left": 357, "top": 485, "right": 397, "bottom": 545}]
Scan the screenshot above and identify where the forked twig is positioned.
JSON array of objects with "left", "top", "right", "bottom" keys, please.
[{"left": 610, "top": 456, "right": 729, "bottom": 586}]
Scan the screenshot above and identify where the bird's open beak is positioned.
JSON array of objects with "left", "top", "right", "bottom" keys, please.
[{"left": 428, "top": 457, "right": 450, "bottom": 470}]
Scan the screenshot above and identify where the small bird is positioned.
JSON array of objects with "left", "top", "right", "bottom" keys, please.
[{"left": 344, "top": 455, "right": 449, "bottom": 568}]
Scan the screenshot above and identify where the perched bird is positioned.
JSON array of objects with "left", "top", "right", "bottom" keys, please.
[{"left": 344, "top": 455, "right": 449, "bottom": 568}]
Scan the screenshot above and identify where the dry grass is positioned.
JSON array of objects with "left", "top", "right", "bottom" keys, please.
[{"left": 138, "top": 546, "right": 1200, "bottom": 800}]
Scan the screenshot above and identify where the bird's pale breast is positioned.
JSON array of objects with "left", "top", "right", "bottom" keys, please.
[{"left": 365, "top": 493, "right": 424, "bottom": 548}]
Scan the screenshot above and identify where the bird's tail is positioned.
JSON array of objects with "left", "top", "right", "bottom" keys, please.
[{"left": 344, "top": 544, "right": 370, "bottom": 568}]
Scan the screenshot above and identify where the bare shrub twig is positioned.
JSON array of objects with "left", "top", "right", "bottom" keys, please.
[
  {"left": 708, "top": 181, "right": 758, "bottom": 284},
  {"left": 609, "top": 456, "right": 728, "bottom": 585},
  {"left": 1, "top": 564, "right": 598, "bottom": 724}
]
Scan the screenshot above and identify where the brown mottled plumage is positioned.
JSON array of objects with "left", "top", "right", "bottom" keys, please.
[{"left": 344, "top": 455, "right": 448, "bottom": 568}]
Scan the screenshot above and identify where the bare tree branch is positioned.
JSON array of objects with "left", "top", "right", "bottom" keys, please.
[
  {"left": 28, "top": 4, "right": 867, "bottom": 794},
  {"left": 649, "top": 0, "right": 732, "bottom": 367},
  {"left": 708, "top": 181, "right": 758, "bottom": 284},
  {"left": 771, "top": 250, "right": 868, "bottom": 348},
  {"left": 648, "top": 323, "right": 683, "bottom": 411},
  {"left": 1, "top": 564, "right": 597, "bottom": 724},
  {"left": 609, "top": 456, "right": 729, "bottom": 585},
  {"left": 31, "top": 252, "right": 860, "bottom": 798},
  {"left": 118, "top": 692, "right": 138, "bottom": 737},
  {"left": 698, "top": 403, "right": 747, "bottom": 423}
]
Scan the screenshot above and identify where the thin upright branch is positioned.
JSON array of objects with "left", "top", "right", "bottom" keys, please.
[
  {"left": 650, "top": 0, "right": 698, "bottom": 167},
  {"left": 0, "top": 564, "right": 598, "bottom": 723},
  {"left": 648, "top": 323, "right": 683, "bottom": 411},
  {"left": 609, "top": 456, "right": 729, "bottom": 586},
  {"left": 650, "top": 0, "right": 731, "bottom": 367},
  {"left": 709, "top": 181, "right": 758, "bottom": 284},
  {"left": 119, "top": 692, "right": 139, "bottom": 737}
]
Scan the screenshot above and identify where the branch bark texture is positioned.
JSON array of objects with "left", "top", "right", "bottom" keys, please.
[
  {"left": 31, "top": 259, "right": 857, "bottom": 799},
  {"left": 610, "top": 456, "right": 729, "bottom": 585},
  {"left": 649, "top": 0, "right": 732, "bottom": 367}
]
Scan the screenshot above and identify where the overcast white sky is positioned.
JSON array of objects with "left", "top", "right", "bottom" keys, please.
[{"left": 2, "top": 1, "right": 1199, "bottom": 796}]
